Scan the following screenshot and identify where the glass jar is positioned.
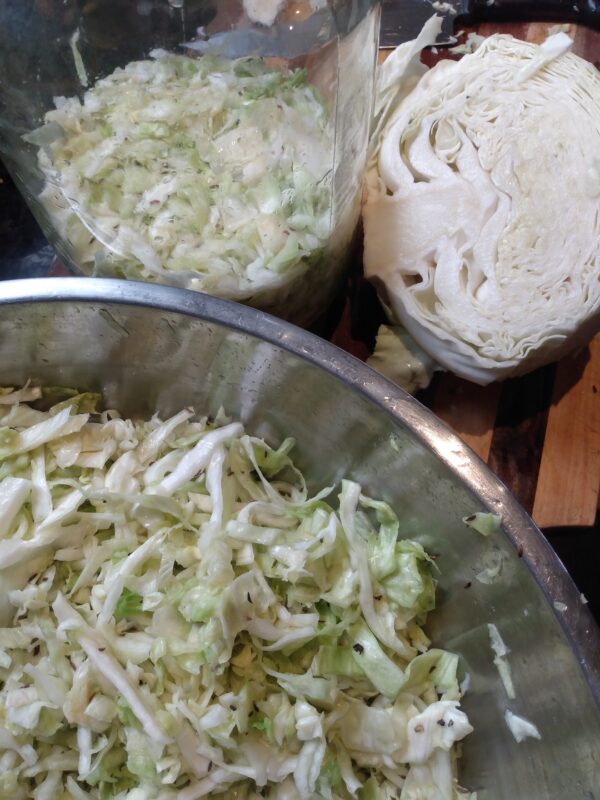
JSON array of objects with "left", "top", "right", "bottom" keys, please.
[{"left": 0, "top": 0, "right": 380, "bottom": 326}]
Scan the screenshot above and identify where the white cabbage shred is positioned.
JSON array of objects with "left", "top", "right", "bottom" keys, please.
[
  {"left": 364, "top": 32, "right": 600, "bottom": 384},
  {"left": 504, "top": 710, "right": 541, "bottom": 743},
  {"left": 0, "top": 387, "right": 474, "bottom": 798},
  {"left": 488, "top": 623, "right": 516, "bottom": 700},
  {"left": 474, "top": 550, "right": 504, "bottom": 585},
  {"left": 448, "top": 33, "right": 486, "bottom": 55},
  {"left": 462, "top": 513, "right": 501, "bottom": 537},
  {"left": 26, "top": 53, "right": 335, "bottom": 324}
]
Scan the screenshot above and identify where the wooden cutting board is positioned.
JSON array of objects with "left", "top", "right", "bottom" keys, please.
[{"left": 334, "top": 21, "right": 600, "bottom": 530}]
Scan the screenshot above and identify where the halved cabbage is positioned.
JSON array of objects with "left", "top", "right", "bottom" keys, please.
[{"left": 364, "top": 33, "right": 600, "bottom": 384}]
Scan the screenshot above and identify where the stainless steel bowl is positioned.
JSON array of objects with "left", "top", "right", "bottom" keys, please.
[{"left": 0, "top": 277, "right": 598, "bottom": 798}]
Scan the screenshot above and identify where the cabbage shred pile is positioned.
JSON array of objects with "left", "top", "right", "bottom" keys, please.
[
  {"left": 28, "top": 54, "right": 333, "bottom": 303},
  {"left": 0, "top": 387, "right": 473, "bottom": 799}
]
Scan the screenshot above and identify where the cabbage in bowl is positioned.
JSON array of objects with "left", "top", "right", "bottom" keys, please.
[{"left": 0, "top": 386, "right": 474, "bottom": 799}]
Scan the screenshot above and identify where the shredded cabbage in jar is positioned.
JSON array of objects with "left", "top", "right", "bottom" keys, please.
[
  {"left": 26, "top": 54, "right": 333, "bottom": 308},
  {"left": 0, "top": 386, "right": 474, "bottom": 799}
]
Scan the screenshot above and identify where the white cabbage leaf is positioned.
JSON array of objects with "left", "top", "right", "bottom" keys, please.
[{"left": 367, "top": 324, "right": 439, "bottom": 394}]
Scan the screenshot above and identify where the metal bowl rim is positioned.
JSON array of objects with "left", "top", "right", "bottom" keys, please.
[{"left": 1, "top": 276, "right": 598, "bottom": 705}]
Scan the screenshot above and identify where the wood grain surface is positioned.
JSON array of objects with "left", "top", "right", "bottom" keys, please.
[{"left": 533, "top": 334, "right": 600, "bottom": 527}]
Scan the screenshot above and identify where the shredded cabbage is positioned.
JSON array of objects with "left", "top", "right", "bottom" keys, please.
[
  {"left": 0, "top": 387, "right": 474, "bottom": 798},
  {"left": 364, "top": 32, "right": 600, "bottom": 384},
  {"left": 488, "top": 624, "right": 515, "bottom": 701},
  {"left": 27, "top": 53, "right": 337, "bottom": 324}
]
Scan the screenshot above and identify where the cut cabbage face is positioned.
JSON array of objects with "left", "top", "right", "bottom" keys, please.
[
  {"left": 364, "top": 34, "right": 600, "bottom": 384},
  {"left": 0, "top": 387, "right": 474, "bottom": 799},
  {"left": 26, "top": 54, "right": 336, "bottom": 324}
]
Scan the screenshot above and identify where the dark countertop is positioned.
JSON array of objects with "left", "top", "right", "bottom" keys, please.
[{"left": 0, "top": 163, "right": 56, "bottom": 280}]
